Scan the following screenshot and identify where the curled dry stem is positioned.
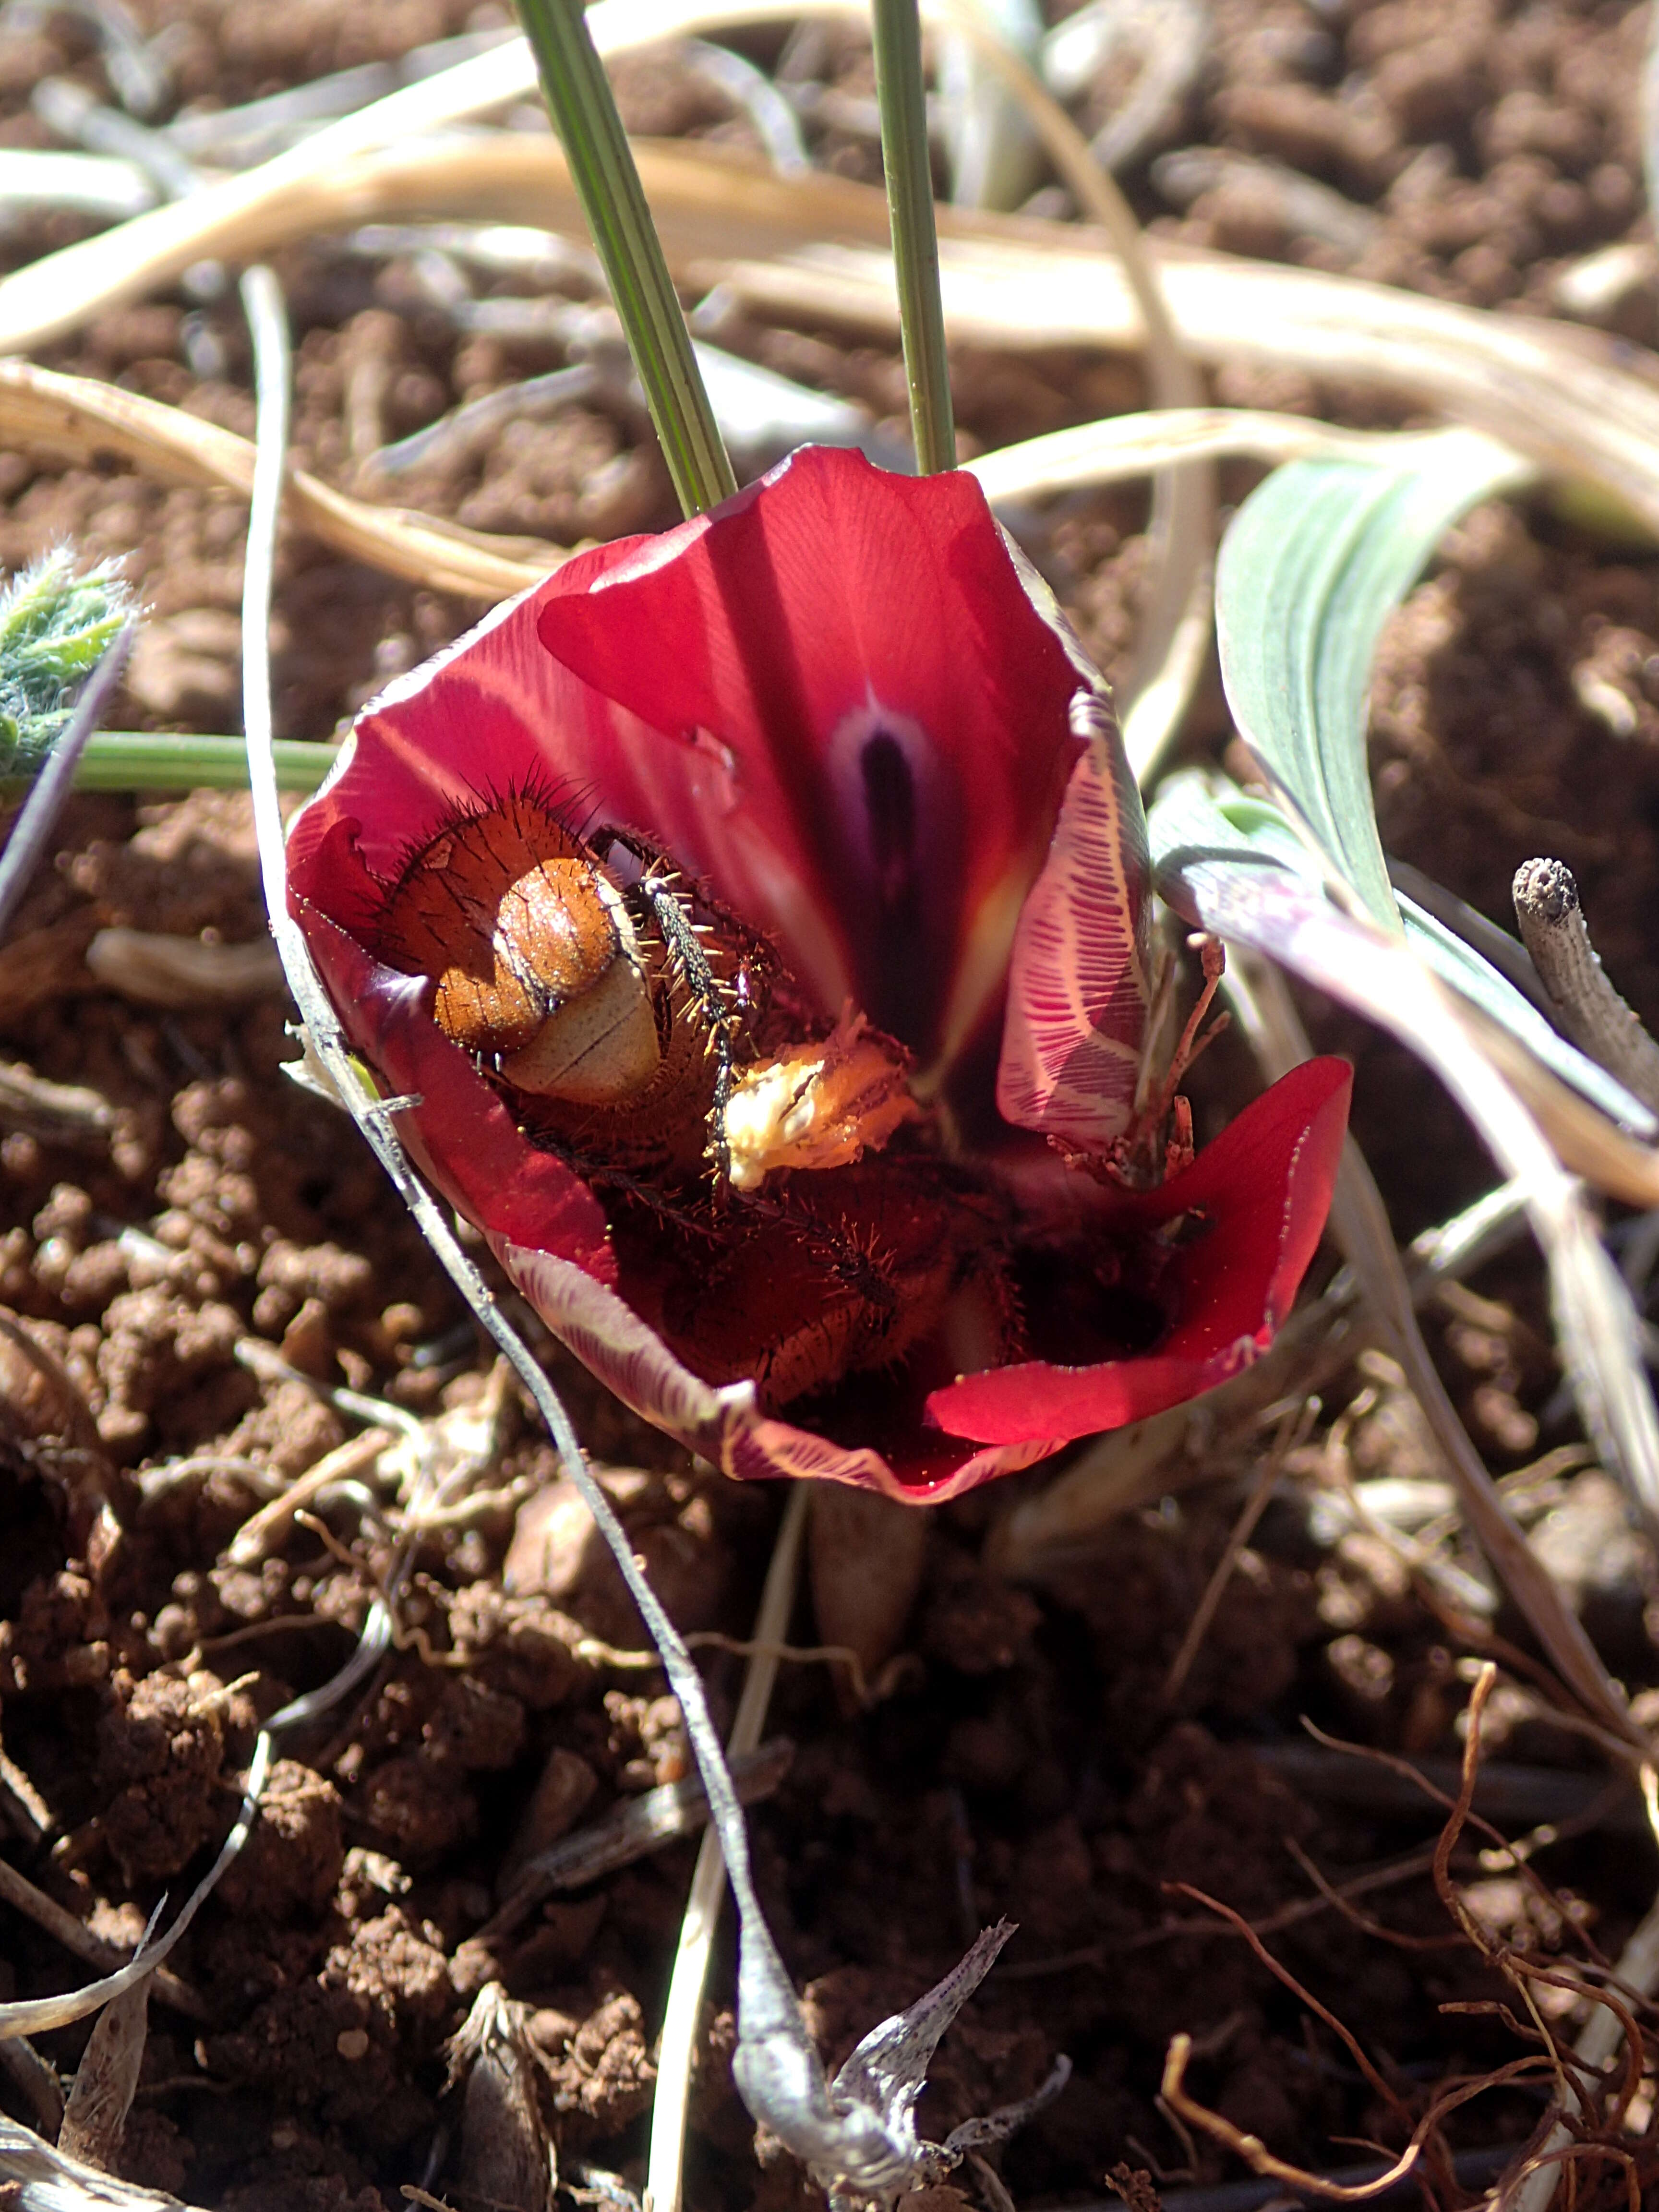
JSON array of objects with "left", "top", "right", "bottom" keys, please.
[
  {"left": 0, "top": 360, "right": 558, "bottom": 601},
  {"left": 1162, "top": 1883, "right": 1408, "bottom": 2128},
  {"left": 1162, "top": 2031, "right": 1559, "bottom": 2205},
  {"left": 1159, "top": 2034, "right": 1425, "bottom": 2203}
]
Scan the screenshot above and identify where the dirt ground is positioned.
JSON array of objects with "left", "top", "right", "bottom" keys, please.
[{"left": 2, "top": 1, "right": 1659, "bottom": 2209}]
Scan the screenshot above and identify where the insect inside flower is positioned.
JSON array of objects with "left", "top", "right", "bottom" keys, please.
[
  {"left": 373, "top": 786, "right": 918, "bottom": 1199},
  {"left": 367, "top": 784, "right": 962, "bottom": 1403}
]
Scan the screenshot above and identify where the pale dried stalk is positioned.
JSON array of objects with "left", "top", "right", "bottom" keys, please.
[
  {"left": 0, "top": 1731, "right": 272, "bottom": 2039},
  {"left": 0, "top": 2116, "right": 212, "bottom": 2212},
  {"left": 224, "top": 1428, "right": 393, "bottom": 1564},
  {"left": 1228, "top": 954, "right": 1645, "bottom": 1754},
  {"left": 1452, "top": 998, "right": 1659, "bottom": 1210},
  {"left": 647, "top": 1481, "right": 810, "bottom": 2212},
  {"left": 5, "top": 23, "right": 1659, "bottom": 532},
  {"left": 85, "top": 927, "right": 286, "bottom": 1007},
  {"left": 0, "top": 1858, "right": 202, "bottom": 2021},
  {"left": 0, "top": 360, "right": 558, "bottom": 600},
  {"left": 966, "top": 413, "right": 1531, "bottom": 504},
  {"left": 491, "top": 1741, "right": 793, "bottom": 1924}
]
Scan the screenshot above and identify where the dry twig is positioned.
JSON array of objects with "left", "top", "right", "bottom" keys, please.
[
  {"left": 0, "top": 359, "right": 559, "bottom": 600},
  {"left": 1513, "top": 859, "right": 1659, "bottom": 1118}
]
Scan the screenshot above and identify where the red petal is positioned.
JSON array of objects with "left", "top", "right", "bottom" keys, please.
[
  {"left": 535, "top": 447, "right": 1085, "bottom": 1072},
  {"left": 926, "top": 1058, "right": 1352, "bottom": 1444},
  {"left": 496, "top": 1237, "right": 1060, "bottom": 1503}
]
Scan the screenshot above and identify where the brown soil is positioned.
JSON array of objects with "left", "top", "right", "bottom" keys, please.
[{"left": 2, "top": 2, "right": 1659, "bottom": 2211}]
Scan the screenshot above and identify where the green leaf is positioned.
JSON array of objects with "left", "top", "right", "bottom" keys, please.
[
  {"left": 515, "top": 0, "right": 735, "bottom": 517},
  {"left": 1146, "top": 770, "right": 1656, "bottom": 1135},
  {"left": 872, "top": 0, "right": 955, "bottom": 474},
  {"left": 1215, "top": 429, "right": 1533, "bottom": 930}
]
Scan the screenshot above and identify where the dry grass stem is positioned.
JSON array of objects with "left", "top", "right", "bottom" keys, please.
[
  {"left": 0, "top": 1851, "right": 205, "bottom": 2021},
  {"left": 1226, "top": 957, "right": 1647, "bottom": 1753},
  {"left": 0, "top": 1731, "right": 272, "bottom": 2039},
  {"left": 0, "top": 2115, "right": 213, "bottom": 2212},
  {"left": 1, "top": 25, "right": 1656, "bottom": 541},
  {"left": 966, "top": 412, "right": 1529, "bottom": 503},
  {"left": 225, "top": 1428, "right": 395, "bottom": 1564},
  {"left": 646, "top": 1482, "right": 810, "bottom": 2212},
  {"left": 487, "top": 1740, "right": 794, "bottom": 1927},
  {"left": 0, "top": 360, "right": 561, "bottom": 599},
  {"left": 1162, "top": 1408, "right": 1304, "bottom": 1701},
  {"left": 84, "top": 927, "right": 287, "bottom": 1007},
  {"left": 1456, "top": 1002, "right": 1659, "bottom": 1209}
]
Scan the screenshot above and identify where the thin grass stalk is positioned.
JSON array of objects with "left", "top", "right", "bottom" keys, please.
[
  {"left": 515, "top": 0, "right": 734, "bottom": 516},
  {"left": 964, "top": 413, "right": 1527, "bottom": 505},
  {"left": 871, "top": 0, "right": 955, "bottom": 472},
  {"left": 0, "top": 360, "right": 560, "bottom": 601},
  {"left": 0, "top": 732, "right": 338, "bottom": 794},
  {"left": 234, "top": 269, "right": 832, "bottom": 2174},
  {"left": 647, "top": 1484, "right": 810, "bottom": 2212}
]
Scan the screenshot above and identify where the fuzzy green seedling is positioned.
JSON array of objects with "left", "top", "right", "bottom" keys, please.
[{"left": 0, "top": 549, "right": 135, "bottom": 770}]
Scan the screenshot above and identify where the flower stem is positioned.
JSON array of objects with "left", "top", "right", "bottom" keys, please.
[
  {"left": 871, "top": 0, "right": 955, "bottom": 473},
  {"left": 515, "top": 0, "right": 737, "bottom": 518},
  {"left": 1, "top": 733, "right": 338, "bottom": 793}
]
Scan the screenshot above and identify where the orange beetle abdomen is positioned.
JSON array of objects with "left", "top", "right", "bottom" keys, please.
[{"left": 379, "top": 795, "right": 662, "bottom": 1107}]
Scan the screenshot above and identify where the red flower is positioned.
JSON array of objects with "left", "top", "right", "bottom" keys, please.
[{"left": 289, "top": 449, "right": 1348, "bottom": 1503}]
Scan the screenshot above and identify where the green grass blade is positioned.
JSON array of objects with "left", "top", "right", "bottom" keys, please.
[
  {"left": 516, "top": 0, "right": 736, "bottom": 517},
  {"left": 1, "top": 733, "right": 337, "bottom": 793},
  {"left": 1215, "top": 429, "right": 1533, "bottom": 929},
  {"left": 872, "top": 0, "right": 955, "bottom": 473}
]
